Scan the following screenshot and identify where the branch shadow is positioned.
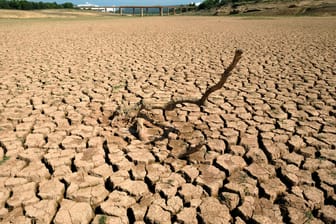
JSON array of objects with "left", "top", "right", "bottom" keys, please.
[{"left": 128, "top": 110, "right": 206, "bottom": 160}]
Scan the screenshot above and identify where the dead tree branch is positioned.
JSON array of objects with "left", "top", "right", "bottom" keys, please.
[
  {"left": 198, "top": 49, "right": 243, "bottom": 105},
  {"left": 112, "top": 49, "right": 243, "bottom": 159},
  {"left": 139, "top": 49, "right": 243, "bottom": 112}
]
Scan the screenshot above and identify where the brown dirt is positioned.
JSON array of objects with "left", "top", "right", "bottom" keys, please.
[{"left": 0, "top": 16, "right": 335, "bottom": 223}]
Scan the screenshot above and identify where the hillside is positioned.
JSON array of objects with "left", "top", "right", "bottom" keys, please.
[{"left": 206, "top": 0, "right": 336, "bottom": 16}]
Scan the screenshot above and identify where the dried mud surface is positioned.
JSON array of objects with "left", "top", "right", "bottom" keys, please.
[{"left": 0, "top": 17, "right": 335, "bottom": 223}]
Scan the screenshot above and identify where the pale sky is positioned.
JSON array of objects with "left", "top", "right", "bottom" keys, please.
[{"left": 55, "top": 0, "right": 199, "bottom": 6}]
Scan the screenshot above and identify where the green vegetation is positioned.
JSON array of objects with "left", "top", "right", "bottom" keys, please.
[
  {"left": 198, "top": 0, "right": 248, "bottom": 9},
  {"left": 197, "top": 0, "right": 296, "bottom": 10},
  {"left": 0, "top": 0, "right": 74, "bottom": 10},
  {"left": 112, "top": 83, "right": 126, "bottom": 92},
  {"left": 0, "top": 155, "right": 10, "bottom": 165},
  {"left": 198, "top": 0, "right": 223, "bottom": 10},
  {"left": 98, "top": 215, "right": 106, "bottom": 224},
  {"left": 304, "top": 210, "right": 313, "bottom": 223}
]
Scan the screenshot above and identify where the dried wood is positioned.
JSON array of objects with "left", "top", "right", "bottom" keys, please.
[{"left": 139, "top": 49, "right": 243, "bottom": 112}]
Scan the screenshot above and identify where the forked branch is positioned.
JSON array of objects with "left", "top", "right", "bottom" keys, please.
[{"left": 139, "top": 49, "right": 243, "bottom": 112}]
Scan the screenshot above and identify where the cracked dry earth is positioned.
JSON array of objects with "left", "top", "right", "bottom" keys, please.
[{"left": 0, "top": 16, "right": 335, "bottom": 224}]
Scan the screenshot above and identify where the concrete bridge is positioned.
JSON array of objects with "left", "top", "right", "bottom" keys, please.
[{"left": 77, "top": 5, "right": 196, "bottom": 16}]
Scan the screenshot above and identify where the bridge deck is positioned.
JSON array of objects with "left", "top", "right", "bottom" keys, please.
[{"left": 77, "top": 5, "right": 196, "bottom": 16}]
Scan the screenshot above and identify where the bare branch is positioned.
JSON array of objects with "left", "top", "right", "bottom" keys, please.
[
  {"left": 121, "top": 49, "right": 243, "bottom": 159},
  {"left": 139, "top": 49, "right": 243, "bottom": 112},
  {"left": 198, "top": 49, "right": 243, "bottom": 106}
]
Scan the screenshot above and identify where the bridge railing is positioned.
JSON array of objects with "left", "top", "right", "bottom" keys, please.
[{"left": 76, "top": 5, "right": 197, "bottom": 16}]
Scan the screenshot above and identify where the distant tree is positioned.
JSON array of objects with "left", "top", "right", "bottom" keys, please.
[
  {"left": 8, "top": 0, "right": 19, "bottom": 9},
  {"left": 197, "top": 0, "right": 262, "bottom": 9},
  {"left": 198, "top": 0, "right": 228, "bottom": 10},
  {"left": 0, "top": 0, "right": 74, "bottom": 10},
  {"left": 0, "top": 0, "right": 10, "bottom": 9},
  {"left": 38, "top": 1, "right": 45, "bottom": 9},
  {"left": 62, "top": 2, "right": 73, "bottom": 9},
  {"left": 20, "top": 1, "right": 34, "bottom": 10}
]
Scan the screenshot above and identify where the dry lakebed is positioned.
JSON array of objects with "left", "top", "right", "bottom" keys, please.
[{"left": 0, "top": 16, "right": 335, "bottom": 223}]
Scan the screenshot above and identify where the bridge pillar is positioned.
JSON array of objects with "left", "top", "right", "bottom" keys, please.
[
  {"left": 160, "top": 7, "right": 163, "bottom": 16},
  {"left": 141, "top": 8, "right": 144, "bottom": 17},
  {"left": 120, "top": 8, "right": 123, "bottom": 15},
  {"left": 173, "top": 8, "right": 176, "bottom": 15}
]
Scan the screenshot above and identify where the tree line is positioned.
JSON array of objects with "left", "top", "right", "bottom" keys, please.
[{"left": 0, "top": 0, "right": 74, "bottom": 10}]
